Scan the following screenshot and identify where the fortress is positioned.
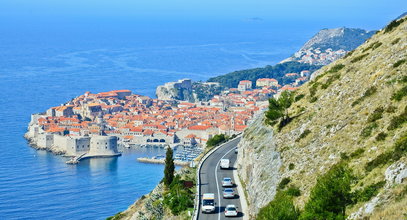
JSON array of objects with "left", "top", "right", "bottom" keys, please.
[{"left": 25, "top": 114, "right": 120, "bottom": 159}]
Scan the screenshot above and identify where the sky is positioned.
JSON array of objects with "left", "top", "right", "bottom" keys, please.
[{"left": 0, "top": 0, "right": 406, "bottom": 30}]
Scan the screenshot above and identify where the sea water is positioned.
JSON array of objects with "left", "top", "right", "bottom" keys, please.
[{"left": 0, "top": 20, "right": 317, "bottom": 219}]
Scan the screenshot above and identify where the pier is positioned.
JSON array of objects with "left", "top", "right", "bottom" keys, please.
[
  {"left": 66, "top": 152, "right": 87, "bottom": 164},
  {"left": 137, "top": 157, "right": 190, "bottom": 166}
]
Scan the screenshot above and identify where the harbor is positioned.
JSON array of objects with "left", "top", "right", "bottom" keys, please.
[{"left": 137, "top": 144, "right": 203, "bottom": 166}]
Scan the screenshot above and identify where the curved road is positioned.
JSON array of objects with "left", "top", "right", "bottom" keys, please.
[{"left": 197, "top": 137, "right": 244, "bottom": 220}]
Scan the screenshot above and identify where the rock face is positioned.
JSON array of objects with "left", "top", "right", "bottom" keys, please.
[
  {"left": 237, "top": 16, "right": 407, "bottom": 218},
  {"left": 155, "top": 79, "right": 193, "bottom": 101},
  {"left": 237, "top": 114, "right": 281, "bottom": 216},
  {"left": 300, "top": 27, "right": 375, "bottom": 51},
  {"left": 385, "top": 161, "right": 407, "bottom": 185}
]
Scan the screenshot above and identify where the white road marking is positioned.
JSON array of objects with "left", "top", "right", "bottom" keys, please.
[{"left": 215, "top": 146, "right": 237, "bottom": 220}]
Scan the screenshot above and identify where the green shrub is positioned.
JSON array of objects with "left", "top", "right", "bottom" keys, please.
[
  {"left": 289, "top": 163, "right": 295, "bottom": 170},
  {"left": 278, "top": 177, "right": 291, "bottom": 190},
  {"left": 391, "top": 37, "right": 401, "bottom": 45},
  {"left": 364, "top": 86, "right": 378, "bottom": 97},
  {"left": 375, "top": 132, "right": 387, "bottom": 141},
  {"left": 384, "top": 17, "right": 406, "bottom": 33},
  {"left": 328, "top": 64, "right": 345, "bottom": 73},
  {"left": 309, "top": 96, "right": 318, "bottom": 103},
  {"left": 286, "top": 186, "right": 301, "bottom": 197},
  {"left": 350, "top": 148, "right": 365, "bottom": 158},
  {"left": 367, "top": 107, "right": 384, "bottom": 122},
  {"left": 362, "top": 42, "right": 382, "bottom": 53},
  {"left": 163, "top": 175, "right": 194, "bottom": 215},
  {"left": 351, "top": 86, "right": 377, "bottom": 106},
  {"left": 257, "top": 191, "right": 300, "bottom": 220},
  {"left": 360, "top": 122, "right": 378, "bottom": 137},
  {"left": 206, "top": 134, "right": 228, "bottom": 147},
  {"left": 340, "top": 152, "right": 349, "bottom": 160},
  {"left": 309, "top": 82, "right": 320, "bottom": 97},
  {"left": 352, "top": 181, "right": 385, "bottom": 203},
  {"left": 106, "top": 212, "right": 125, "bottom": 220},
  {"left": 344, "top": 50, "right": 354, "bottom": 58},
  {"left": 300, "top": 163, "right": 353, "bottom": 220},
  {"left": 321, "top": 73, "right": 341, "bottom": 89},
  {"left": 386, "top": 105, "right": 397, "bottom": 113},
  {"left": 393, "top": 59, "right": 406, "bottom": 68},
  {"left": 387, "top": 106, "right": 407, "bottom": 130},
  {"left": 365, "top": 134, "right": 407, "bottom": 172},
  {"left": 391, "top": 85, "right": 407, "bottom": 101},
  {"left": 296, "top": 129, "right": 311, "bottom": 142},
  {"left": 295, "top": 94, "right": 305, "bottom": 102},
  {"left": 351, "top": 53, "right": 369, "bottom": 63},
  {"left": 399, "top": 75, "right": 407, "bottom": 83}
]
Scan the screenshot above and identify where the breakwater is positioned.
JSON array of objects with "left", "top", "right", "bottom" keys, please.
[{"left": 137, "top": 157, "right": 190, "bottom": 166}]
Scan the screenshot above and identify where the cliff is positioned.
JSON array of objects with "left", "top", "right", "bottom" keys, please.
[
  {"left": 156, "top": 79, "right": 194, "bottom": 101},
  {"left": 237, "top": 16, "right": 406, "bottom": 219}
]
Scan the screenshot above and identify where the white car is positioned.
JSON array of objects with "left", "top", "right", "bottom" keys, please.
[
  {"left": 222, "top": 177, "right": 233, "bottom": 187},
  {"left": 234, "top": 147, "right": 238, "bottom": 153},
  {"left": 223, "top": 188, "right": 235, "bottom": 198},
  {"left": 224, "top": 204, "right": 238, "bottom": 217}
]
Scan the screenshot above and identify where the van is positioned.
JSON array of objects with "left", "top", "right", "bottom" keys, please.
[
  {"left": 220, "top": 159, "right": 230, "bottom": 169},
  {"left": 201, "top": 193, "right": 215, "bottom": 213}
]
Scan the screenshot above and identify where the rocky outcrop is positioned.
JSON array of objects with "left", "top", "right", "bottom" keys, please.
[
  {"left": 237, "top": 16, "right": 407, "bottom": 219},
  {"left": 155, "top": 79, "right": 193, "bottom": 101},
  {"left": 385, "top": 161, "right": 407, "bottom": 185}
]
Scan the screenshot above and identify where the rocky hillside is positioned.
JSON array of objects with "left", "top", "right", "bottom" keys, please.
[
  {"left": 282, "top": 27, "right": 376, "bottom": 65},
  {"left": 300, "top": 27, "right": 375, "bottom": 52},
  {"left": 237, "top": 16, "right": 406, "bottom": 219}
]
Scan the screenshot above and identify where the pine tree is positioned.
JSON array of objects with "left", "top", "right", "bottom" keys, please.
[
  {"left": 164, "top": 147, "right": 175, "bottom": 186},
  {"left": 265, "top": 90, "right": 293, "bottom": 126}
]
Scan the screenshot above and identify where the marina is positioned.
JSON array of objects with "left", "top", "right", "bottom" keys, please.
[{"left": 137, "top": 144, "right": 203, "bottom": 166}]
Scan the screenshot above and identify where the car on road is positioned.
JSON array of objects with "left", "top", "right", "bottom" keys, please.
[
  {"left": 201, "top": 193, "right": 215, "bottom": 213},
  {"left": 222, "top": 177, "right": 233, "bottom": 187},
  {"left": 224, "top": 204, "right": 238, "bottom": 217},
  {"left": 223, "top": 188, "right": 235, "bottom": 198},
  {"left": 234, "top": 147, "right": 238, "bottom": 153},
  {"left": 220, "top": 159, "right": 230, "bottom": 169}
]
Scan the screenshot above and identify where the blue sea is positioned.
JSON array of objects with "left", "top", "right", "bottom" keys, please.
[{"left": 0, "top": 20, "right": 318, "bottom": 219}]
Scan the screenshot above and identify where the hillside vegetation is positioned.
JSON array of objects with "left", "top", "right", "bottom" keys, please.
[
  {"left": 237, "top": 16, "right": 407, "bottom": 219},
  {"left": 207, "top": 61, "right": 321, "bottom": 88}
]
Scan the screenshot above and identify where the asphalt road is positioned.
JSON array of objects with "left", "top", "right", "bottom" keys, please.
[{"left": 197, "top": 137, "right": 243, "bottom": 220}]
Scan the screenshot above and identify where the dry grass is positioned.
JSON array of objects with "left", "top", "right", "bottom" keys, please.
[{"left": 238, "top": 17, "right": 407, "bottom": 216}]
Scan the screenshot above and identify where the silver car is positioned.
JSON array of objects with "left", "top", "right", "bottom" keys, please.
[
  {"left": 223, "top": 188, "right": 235, "bottom": 198},
  {"left": 222, "top": 177, "right": 233, "bottom": 187},
  {"left": 224, "top": 204, "right": 238, "bottom": 217}
]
